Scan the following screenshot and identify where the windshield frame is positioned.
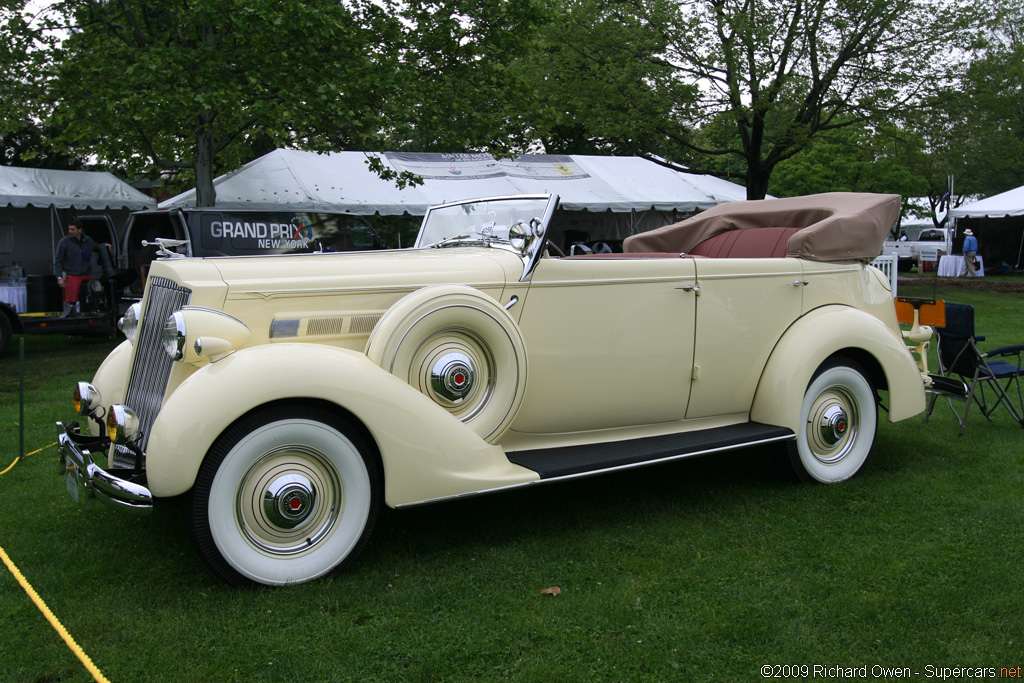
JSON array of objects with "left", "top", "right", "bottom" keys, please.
[{"left": 414, "top": 194, "right": 559, "bottom": 281}]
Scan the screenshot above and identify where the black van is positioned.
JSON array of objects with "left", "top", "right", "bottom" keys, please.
[{"left": 120, "top": 208, "right": 386, "bottom": 297}]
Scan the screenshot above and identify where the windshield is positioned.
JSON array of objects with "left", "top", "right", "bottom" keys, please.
[{"left": 414, "top": 195, "right": 554, "bottom": 248}]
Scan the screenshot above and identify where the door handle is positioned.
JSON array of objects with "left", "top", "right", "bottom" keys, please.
[
  {"left": 788, "top": 280, "right": 809, "bottom": 287},
  {"left": 676, "top": 284, "right": 701, "bottom": 293}
]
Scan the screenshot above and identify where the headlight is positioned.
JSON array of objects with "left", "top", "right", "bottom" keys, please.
[
  {"left": 74, "top": 382, "right": 101, "bottom": 416},
  {"left": 118, "top": 303, "right": 142, "bottom": 344},
  {"left": 161, "top": 311, "right": 187, "bottom": 361},
  {"left": 106, "top": 404, "right": 140, "bottom": 444},
  {"left": 163, "top": 307, "right": 250, "bottom": 363}
]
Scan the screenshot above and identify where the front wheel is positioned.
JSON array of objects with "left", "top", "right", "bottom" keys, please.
[
  {"left": 189, "top": 404, "right": 381, "bottom": 587},
  {"left": 787, "top": 360, "right": 878, "bottom": 484}
]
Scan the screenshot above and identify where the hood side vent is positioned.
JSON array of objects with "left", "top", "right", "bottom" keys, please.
[
  {"left": 349, "top": 314, "right": 382, "bottom": 335},
  {"left": 305, "top": 314, "right": 381, "bottom": 337}
]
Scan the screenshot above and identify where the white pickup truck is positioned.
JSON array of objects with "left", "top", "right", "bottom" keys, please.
[{"left": 881, "top": 227, "right": 951, "bottom": 271}]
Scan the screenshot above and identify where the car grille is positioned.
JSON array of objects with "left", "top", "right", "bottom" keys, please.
[{"left": 113, "top": 277, "right": 192, "bottom": 469}]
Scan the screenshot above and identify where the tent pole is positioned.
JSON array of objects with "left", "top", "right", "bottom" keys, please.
[
  {"left": 1017, "top": 229, "right": 1023, "bottom": 271},
  {"left": 50, "top": 206, "right": 56, "bottom": 274}
]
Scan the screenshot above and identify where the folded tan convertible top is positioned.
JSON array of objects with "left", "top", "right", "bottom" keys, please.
[{"left": 623, "top": 192, "right": 901, "bottom": 262}]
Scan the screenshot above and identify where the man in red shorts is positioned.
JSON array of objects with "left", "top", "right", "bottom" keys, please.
[{"left": 53, "top": 218, "right": 112, "bottom": 316}]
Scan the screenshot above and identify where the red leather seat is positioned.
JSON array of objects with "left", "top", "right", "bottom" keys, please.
[{"left": 688, "top": 227, "right": 801, "bottom": 258}]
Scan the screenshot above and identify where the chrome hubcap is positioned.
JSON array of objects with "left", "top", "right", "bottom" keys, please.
[
  {"left": 263, "top": 473, "right": 317, "bottom": 529},
  {"left": 237, "top": 446, "right": 342, "bottom": 556},
  {"left": 818, "top": 404, "right": 848, "bottom": 447},
  {"left": 807, "top": 387, "right": 859, "bottom": 464},
  {"left": 411, "top": 327, "right": 496, "bottom": 423},
  {"left": 431, "top": 352, "right": 474, "bottom": 402}
]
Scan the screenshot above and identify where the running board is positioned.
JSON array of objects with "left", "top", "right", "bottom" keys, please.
[
  {"left": 395, "top": 421, "right": 795, "bottom": 508},
  {"left": 508, "top": 422, "right": 795, "bottom": 479}
]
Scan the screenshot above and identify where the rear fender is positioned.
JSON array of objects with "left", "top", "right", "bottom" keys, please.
[
  {"left": 144, "top": 344, "right": 536, "bottom": 504},
  {"left": 751, "top": 306, "right": 925, "bottom": 432}
]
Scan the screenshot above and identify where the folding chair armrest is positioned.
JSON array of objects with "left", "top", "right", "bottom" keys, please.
[
  {"left": 975, "top": 334, "right": 986, "bottom": 342},
  {"left": 982, "top": 344, "right": 1024, "bottom": 359}
]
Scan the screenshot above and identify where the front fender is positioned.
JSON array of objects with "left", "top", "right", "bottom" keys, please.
[
  {"left": 750, "top": 306, "right": 925, "bottom": 432},
  {"left": 90, "top": 340, "right": 133, "bottom": 438},
  {"left": 144, "top": 344, "right": 537, "bottom": 505}
]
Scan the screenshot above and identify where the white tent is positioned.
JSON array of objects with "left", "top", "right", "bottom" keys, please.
[
  {"left": 159, "top": 150, "right": 749, "bottom": 248},
  {"left": 949, "top": 184, "right": 1024, "bottom": 270},
  {"left": 159, "top": 149, "right": 746, "bottom": 214},
  {"left": 1, "top": 166, "right": 156, "bottom": 211},
  {"left": 949, "top": 184, "right": 1024, "bottom": 218},
  {"left": 1, "top": 166, "right": 155, "bottom": 277}
]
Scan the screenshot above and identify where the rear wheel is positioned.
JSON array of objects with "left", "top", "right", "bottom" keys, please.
[
  {"left": 0, "top": 311, "right": 11, "bottom": 356},
  {"left": 190, "top": 404, "right": 381, "bottom": 587},
  {"left": 787, "top": 360, "right": 878, "bottom": 483}
]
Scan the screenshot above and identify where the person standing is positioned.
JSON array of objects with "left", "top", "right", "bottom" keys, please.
[
  {"left": 960, "top": 228, "right": 979, "bottom": 277},
  {"left": 53, "top": 218, "right": 111, "bottom": 315}
]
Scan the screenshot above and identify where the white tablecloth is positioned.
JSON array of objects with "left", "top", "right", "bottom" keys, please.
[
  {"left": 0, "top": 282, "right": 27, "bottom": 313},
  {"left": 938, "top": 255, "right": 984, "bottom": 278}
]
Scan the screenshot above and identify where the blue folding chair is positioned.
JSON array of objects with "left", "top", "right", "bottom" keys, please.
[{"left": 926, "top": 303, "right": 1024, "bottom": 434}]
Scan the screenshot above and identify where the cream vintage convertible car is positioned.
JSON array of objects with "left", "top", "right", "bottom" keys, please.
[{"left": 59, "top": 192, "right": 946, "bottom": 586}]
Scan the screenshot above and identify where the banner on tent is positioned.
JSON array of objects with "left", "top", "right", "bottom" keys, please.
[{"left": 384, "top": 152, "right": 592, "bottom": 182}]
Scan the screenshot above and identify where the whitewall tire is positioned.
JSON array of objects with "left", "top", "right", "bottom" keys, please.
[
  {"left": 190, "top": 404, "right": 381, "bottom": 587},
  {"left": 788, "top": 360, "right": 878, "bottom": 483}
]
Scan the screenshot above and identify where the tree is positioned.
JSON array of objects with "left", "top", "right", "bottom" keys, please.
[
  {"left": 941, "top": 3, "right": 1024, "bottom": 198},
  {"left": 512, "top": 0, "right": 698, "bottom": 158},
  {"left": 672, "top": 0, "right": 981, "bottom": 198},
  {"left": 517, "top": 0, "right": 979, "bottom": 199},
  {"left": 1, "top": 1, "right": 68, "bottom": 166},
  {"left": 768, "top": 120, "right": 928, "bottom": 200},
  {"left": 856, "top": 0, "right": 1024, "bottom": 220},
  {"left": 381, "top": 0, "right": 550, "bottom": 155},
  {"left": 37, "top": 0, "right": 403, "bottom": 205}
]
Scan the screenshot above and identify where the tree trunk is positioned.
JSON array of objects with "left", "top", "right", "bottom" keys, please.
[
  {"left": 193, "top": 126, "right": 216, "bottom": 207},
  {"left": 745, "top": 164, "right": 771, "bottom": 200}
]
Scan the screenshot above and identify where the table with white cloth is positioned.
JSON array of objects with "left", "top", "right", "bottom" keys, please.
[
  {"left": 938, "top": 255, "right": 984, "bottom": 277},
  {"left": 0, "top": 282, "right": 28, "bottom": 313}
]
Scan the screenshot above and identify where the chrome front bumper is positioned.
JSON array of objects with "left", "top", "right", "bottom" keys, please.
[{"left": 56, "top": 421, "right": 153, "bottom": 515}]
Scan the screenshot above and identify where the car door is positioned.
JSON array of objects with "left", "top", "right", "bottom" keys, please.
[
  {"left": 684, "top": 257, "right": 805, "bottom": 419},
  {"left": 511, "top": 255, "right": 698, "bottom": 434},
  {"left": 76, "top": 214, "right": 118, "bottom": 275}
]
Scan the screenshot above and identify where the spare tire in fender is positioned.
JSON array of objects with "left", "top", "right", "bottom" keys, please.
[{"left": 365, "top": 284, "right": 528, "bottom": 443}]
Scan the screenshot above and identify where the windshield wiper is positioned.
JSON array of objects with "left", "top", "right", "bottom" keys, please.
[{"left": 431, "top": 232, "right": 506, "bottom": 248}]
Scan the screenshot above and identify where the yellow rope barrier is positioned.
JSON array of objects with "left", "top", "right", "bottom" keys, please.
[
  {"left": 2, "top": 442, "right": 110, "bottom": 681},
  {"left": 1, "top": 543, "right": 112, "bottom": 683},
  {"left": 0, "top": 456, "right": 19, "bottom": 476},
  {"left": 0, "top": 442, "right": 57, "bottom": 476}
]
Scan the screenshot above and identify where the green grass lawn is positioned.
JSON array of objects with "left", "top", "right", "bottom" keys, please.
[{"left": 2, "top": 286, "right": 1023, "bottom": 682}]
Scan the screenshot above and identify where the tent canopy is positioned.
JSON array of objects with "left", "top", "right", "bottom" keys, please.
[
  {"left": 949, "top": 184, "right": 1024, "bottom": 218},
  {"left": 1, "top": 165, "right": 156, "bottom": 211},
  {"left": 159, "top": 150, "right": 747, "bottom": 215}
]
